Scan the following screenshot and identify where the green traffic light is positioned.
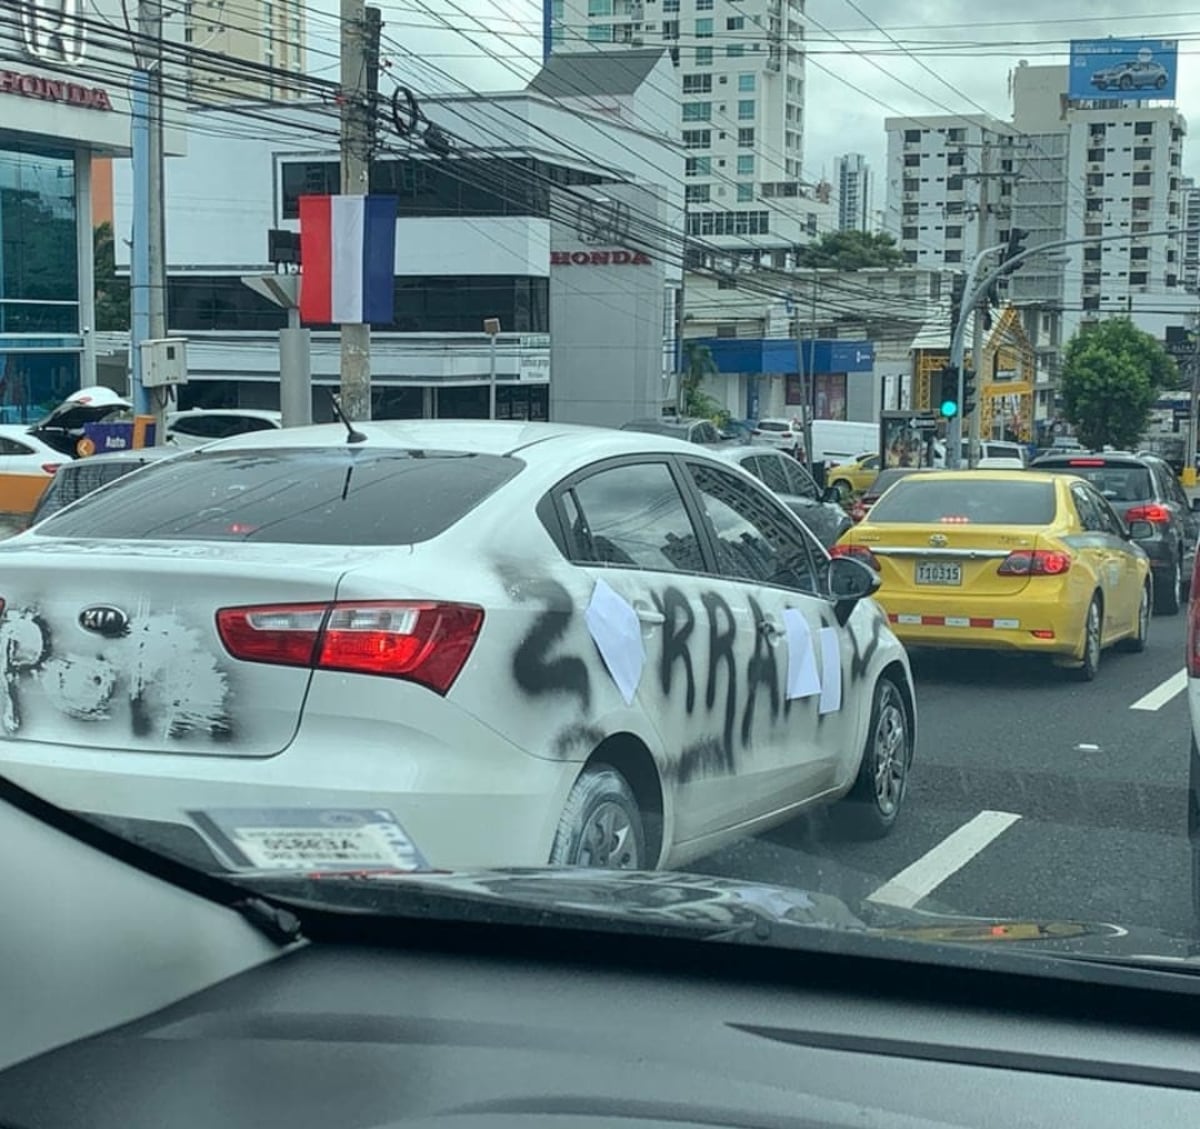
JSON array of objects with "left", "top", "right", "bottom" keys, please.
[{"left": 940, "top": 400, "right": 959, "bottom": 418}]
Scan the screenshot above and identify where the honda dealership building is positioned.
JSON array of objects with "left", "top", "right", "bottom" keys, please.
[{"left": 0, "top": 0, "right": 181, "bottom": 422}]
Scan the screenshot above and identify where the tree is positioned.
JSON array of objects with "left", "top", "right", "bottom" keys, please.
[
  {"left": 794, "top": 230, "right": 904, "bottom": 271},
  {"left": 1061, "top": 317, "right": 1178, "bottom": 451},
  {"left": 681, "top": 341, "right": 726, "bottom": 422},
  {"left": 93, "top": 222, "right": 130, "bottom": 332}
]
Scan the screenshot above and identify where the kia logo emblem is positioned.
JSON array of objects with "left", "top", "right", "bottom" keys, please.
[{"left": 79, "top": 605, "right": 130, "bottom": 638}]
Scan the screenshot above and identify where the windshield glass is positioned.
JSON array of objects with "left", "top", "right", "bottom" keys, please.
[
  {"left": 5, "top": 19, "right": 1200, "bottom": 993},
  {"left": 36, "top": 449, "right": 523, "bottom": 545},
  {"left": 868, "top": 479, "right": 1057, "bottom": 524},
  {"left": 1040, "top": 462, "right": 1155, "bottom": 503}
]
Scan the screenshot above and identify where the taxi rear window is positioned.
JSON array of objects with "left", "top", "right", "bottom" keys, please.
[{"left": 868, "top": 480, "right": 1057, "bottom": 525}]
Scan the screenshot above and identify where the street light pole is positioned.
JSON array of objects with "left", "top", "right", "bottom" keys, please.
[{"left": 484, "top": 317, "right": 501, "bottom": 419}]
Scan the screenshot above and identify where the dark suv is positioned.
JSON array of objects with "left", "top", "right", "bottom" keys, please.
[{"left": 1031, "top": 450, "right": 1199, "bottom": 614}]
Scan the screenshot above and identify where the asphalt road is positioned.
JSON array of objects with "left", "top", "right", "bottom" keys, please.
[{"left": 695, "top": 609, "right": 1194, "bottom": 940}]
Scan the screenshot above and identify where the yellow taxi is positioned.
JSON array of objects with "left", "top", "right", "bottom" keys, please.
[
  {"left": 827, "top": 452, "right": 880, "bottom": 500},
  {"left": 831, "top": 470, "right": 1153, "bottom": 679}
]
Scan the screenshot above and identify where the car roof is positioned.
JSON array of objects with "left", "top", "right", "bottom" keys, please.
[
  {"left": 62, "top": 446, "right": 181, "bottom": 467},
  {"left": 894, "top": 469, "right": 1063, "bottom": 484},
  {"left": 195, "top": 420, "right": 706, "bottom": 464},
  {"left": 715, "top": 444, "right": 791, "bottom": 460},
  {"left": 167, "top": 408, "right": 281, "bottom": 420}
]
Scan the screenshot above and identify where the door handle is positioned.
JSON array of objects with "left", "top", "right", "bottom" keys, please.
[
  {"left": 758, "top": 617, "right": 784, "bottom": 640},
  {"left": 635, "top": 606, "right": 665, "bottom": 625}
]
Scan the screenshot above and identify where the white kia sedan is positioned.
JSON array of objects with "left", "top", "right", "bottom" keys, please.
[{"left": 0, "top": 421, "right": 915, "bottom": 873}]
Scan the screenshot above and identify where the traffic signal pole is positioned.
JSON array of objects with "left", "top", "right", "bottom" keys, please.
[
  {"left": 946, "top": 226, "right": 1184, "bottom": 470},
  {"left": 947, "top": 244, "right": 1005, "bottom": 469}
]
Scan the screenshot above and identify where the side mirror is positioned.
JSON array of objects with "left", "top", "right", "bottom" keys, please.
[
  {"left": 827, "top": 555, "right": 881, "bottom": 614},
  {"left": 1190, "top": 497, "right": 1200, "bottom": 513},
  {"left": 1127, "top": 519, "right": 1154, "bottom": 541}
]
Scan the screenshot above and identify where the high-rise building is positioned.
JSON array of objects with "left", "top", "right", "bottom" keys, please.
[
  {"left": 835, "top": 153, "right": 872, "bottom": 231},
  {"left": 1062, "top": 103, "right": 1187, "bottom": 322},
  {"left": 547, "top": 0, "right": 816, "bottom": 257},
  {"left": 184, "top": 0, "right": 306, "bottom": 102},
  {"left": 1181, "top": 176, "right": 1200, "bottom": 293},
  {"left": 882, "top": 113, "right": 1012, "bottom": 269}
]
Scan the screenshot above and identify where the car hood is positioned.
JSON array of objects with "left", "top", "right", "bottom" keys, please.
[
  {"left": 236, "top": 865, "right": 1200, "bottom": 965},
  {"left": 31, "top": 385, "right": 131, "bottom": 433}
]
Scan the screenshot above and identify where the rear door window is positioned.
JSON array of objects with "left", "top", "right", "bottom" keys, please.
[
  {"left": 752, "top": 453, "right": 790, "bottom": 495},
  {"left": 566, "top": 461, "right": 704, "bottom": 573},
  {"left": 35, "top": 449, "right": 523, "bottom": 545},
  {"left": 869, "top": 479, "right": 1057, "bottom": 525}
]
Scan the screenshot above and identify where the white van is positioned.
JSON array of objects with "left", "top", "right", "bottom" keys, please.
[{"left": 811, "top": 420, "right": 880, "bottom": 466}]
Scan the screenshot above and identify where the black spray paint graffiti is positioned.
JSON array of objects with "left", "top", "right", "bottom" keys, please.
[
  {"left": 498, "top": 560, "right": 888, "bottom": 779},
  {"left": 500, "top": 571, "right": 593, "bottom": 713}
]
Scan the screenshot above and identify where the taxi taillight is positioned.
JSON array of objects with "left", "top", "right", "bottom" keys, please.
[
  {"left": 830, "top": 544, "right": 880, "bottom": 570},
  {"left": 997, "top": 550, "right": 1072, "bottom": 577}
]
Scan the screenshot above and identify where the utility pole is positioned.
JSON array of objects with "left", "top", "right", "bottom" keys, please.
[
  {"left": 1187, "top": 311, "right": 1200, "bottom": 486},
  {"left": 131, "top": 0, "right": 167, "bottom": 436},
  {"left": 338, "top": 0, "right": 381, "bottom": 422}
]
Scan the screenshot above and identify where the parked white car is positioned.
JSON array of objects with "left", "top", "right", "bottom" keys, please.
[
  {"left": 0, "top": 421, "right": 916, "bottom": 873},
  {"left": 752, "top": 417, "right": 805, "bottom": 454},
  {"left": 165, "top": 408, "right": 282, "bottom": 449}
]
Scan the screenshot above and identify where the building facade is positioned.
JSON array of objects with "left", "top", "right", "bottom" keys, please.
[
  {"left": 0, "top": 0, "right": 185, "bottom": 420},
  {"left": 184, "top": 0, "right": 306, "bottom": 102},
  {"left": 548, "top": 0, "right": 811, "bottom": 253},
  {"left": 883, "top": 113, "right": 1013, "bottom": 269},
  {"left": 835, "top": 152, "right": 872, "bottom": 232},
  {"left": 1183, "top": 176, "right": 1200, "bottom": 293},
  {"left": 108, "top": 67, "right": 683, "bottom": 424}
]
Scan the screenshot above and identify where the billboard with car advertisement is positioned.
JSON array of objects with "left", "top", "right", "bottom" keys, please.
[{"left": 1068, "top": 39, "right": 1178, "bottom": 102}]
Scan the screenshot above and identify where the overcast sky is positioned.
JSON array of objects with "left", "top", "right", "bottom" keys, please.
[{"left": 306, "top": 0, "right": 1200, "bottom": 209}]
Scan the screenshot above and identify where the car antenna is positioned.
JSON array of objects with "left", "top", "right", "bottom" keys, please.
[{"left": 327, "top": 390, "right": 367, "bottom": 444}]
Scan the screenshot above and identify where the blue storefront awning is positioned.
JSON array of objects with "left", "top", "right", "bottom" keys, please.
[{"left": 694, "top": 337, "right": 874, "bottom": 376}]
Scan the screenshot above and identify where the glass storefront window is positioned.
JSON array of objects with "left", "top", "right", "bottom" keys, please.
[
  {"left": 0, "top": 352, "right": 80, "bottom": 424},
  {"left": 0, "top": 144, "right": 79, "bottom": 335}
]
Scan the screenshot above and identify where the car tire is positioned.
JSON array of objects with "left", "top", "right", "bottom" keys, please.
[
  {"left": 548, "top": 764, "right": 646, "bottom": 870},
  {"left": 1119, "top": 582, "right": 1151, "bottom": 653},
  {"left": 1155, "top": 556, "right": 1183, "bottom": 616},
  {"left": 833, "top": 676, "right": 912, "bottom": 840},
  {"left": 1156, "top": 75, "right": 1167, "bottom": 89},
  {"left": 1120, "top": 75, "right": 1133, "bottom": 89},
  {"left": 1075, "top": 594, "right": 1103, "bottom": 682}
]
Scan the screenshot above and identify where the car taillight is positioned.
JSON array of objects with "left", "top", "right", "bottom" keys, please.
[
  {"left": 997, "top": 550, "right": 1072, "bottom": 576},
  {"left": 41, "top": 463, "right": 61, "bottom": 476},
  {"left": 216, "top": 600, "right": 484, "bottom": 695},
  {"left": 830, "top": 543, "right": 880, "bottom": 570},
  {"left": 1125, "top": 504, "right": 1171, "bottom": 524}
]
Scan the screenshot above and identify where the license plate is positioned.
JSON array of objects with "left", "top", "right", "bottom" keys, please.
[
  {"left": 915, "top": 561, "right": 962, "bottom": 586},
  {"left": 190, "top": 808, "right": 428, "bottom": 873}
]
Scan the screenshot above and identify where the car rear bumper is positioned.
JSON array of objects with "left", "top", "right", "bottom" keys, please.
[
  {"left": 877, "top": 584, "right": 1082, "bottom": 656},
  {"left": 0, "top": 707, "right": 580, "bottom": 872}
]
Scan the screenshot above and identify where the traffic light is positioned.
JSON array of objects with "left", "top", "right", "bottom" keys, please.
[
  {"left": 949, "top": 272, "right": 967, "bottom": 333},
  {"left": 939, "top": 365, "right": 960, "bottom": 419},
  {"left": 962, "top": 365, "right": 978, "bottom": 418},
  {"left": 1001, "top": 227, "right": 1029, "bottom": 274}
]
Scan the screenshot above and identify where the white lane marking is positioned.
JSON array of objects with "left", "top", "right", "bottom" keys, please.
[
  {"left": 867, "top": 810, "right": 1022, "bottom": 910},
  {"left": 1130, "top": 668, "right": 1188, "bottom": 712}
]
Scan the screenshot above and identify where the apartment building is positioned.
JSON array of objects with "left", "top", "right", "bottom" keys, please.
[
  {"left": 1180, "top": 176, "right": 1200, "bottom": 292},
  {"left": 882, "top": 113, "right": 1013, "bottom": 269},
  {"left": 184, "top": 0, "right": 306, "bottom": 102},
  {"left": 836, "top": 152, "right": 872, "bottom": 232},
  {"left": 548, "top": 0, "right": 814, "bottom": 254}
]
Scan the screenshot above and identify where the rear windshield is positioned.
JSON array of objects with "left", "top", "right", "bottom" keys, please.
[
  {"left": 757, "top": 421, "right": 790, "bottom": 431},
  {"left": 31, "top": 461, "right": 150, "bottom": 524},
  {"left": 35, "top": 448, "right": 523, "bottom": 545},
  {"left": 865, "top": 469, "right": 918, "bottom": 498},
  {"left": 1037, "top": 461, "right": 1154, "bottom": 503},
  {"left": 868, "top": 479, "right": 1057, "bottom": 525}
]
